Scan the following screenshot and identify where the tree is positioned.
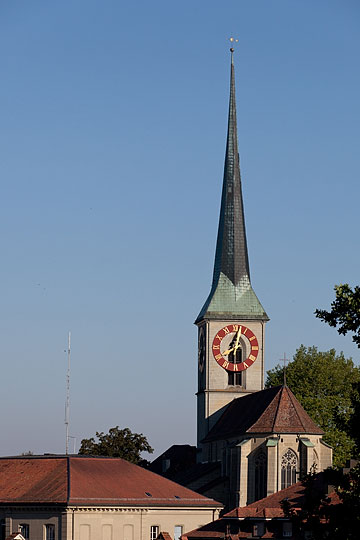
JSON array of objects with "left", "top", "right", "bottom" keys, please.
[
  {"left": 78, "top": 426, "right": 153, "bottom": 465},
  {"left": 346, "top": 381, "right": 360, "bottom": 458},
  {"left": 266, "top": 346, "right": 360, "bottom": 466},
  {"left": 282, "top": 465, "right": 360, "bottom": 540},
  {"left": 315, "top": 284, "right": 360, "bottom": 347}
]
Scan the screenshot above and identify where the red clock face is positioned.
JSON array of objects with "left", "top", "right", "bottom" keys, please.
[{"left": 212, "top": 324, "right": 259, "bottom": 372}]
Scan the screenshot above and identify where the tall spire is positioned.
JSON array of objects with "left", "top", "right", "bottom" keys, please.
[
  {"left": 213, "top": 47, "right": 250, "bottom": 287},
  {"left": 196, "top": 49, "right": 268, "bottom": 323}
]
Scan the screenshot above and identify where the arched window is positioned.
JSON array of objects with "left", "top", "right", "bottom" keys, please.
[
  {"left": 228, "top": 345, "right": 242, "bottom": 386},
  {"left": 312, "top": 449, "right": 319, "bottom": 472},
  {"left": 281, "top": 449, "right": 297, "bottom": 489},
  {"left": 254, "top": 450, "right": 267, "bottom": 501}
]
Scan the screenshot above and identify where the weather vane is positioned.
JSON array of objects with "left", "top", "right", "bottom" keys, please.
[{"left": 229, "top": 36, "right": 239, "bottom": 53}]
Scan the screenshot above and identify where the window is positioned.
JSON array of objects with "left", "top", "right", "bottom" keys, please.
[
  {"left": 281, "top": 449, "right": 297, "bottom": 489},
  {"left": 312, "top": 449, "right": 319, "bottom": 471},
  {"left": 174, "top": 526, "right": 183, "bottom": 540},
  {"left": 254, "top": 450, "right": 267, "bottom": 501},
  {"left": 228, "top": 347, "right": 242, "bottom": 386},
  {"left": 253, "top": 522, "right": 265, "bottom": 536},
  {"left": 283, "top": 521, "right": 292, "bottom": 537},
  {"left": 45, "top": 524, "right": 55, "bottom": 540},
  {"left": 150, "top": 525, "right": 159, "bottom": 540},
  {"left": 162, "top": 458, "right": 170, "bottom": 472},
  {"left": 19, "top": 524, "right": 29, "bottom": 539},
  {"left": 0, "top": 519, "right": 5, "bottom": 540}
]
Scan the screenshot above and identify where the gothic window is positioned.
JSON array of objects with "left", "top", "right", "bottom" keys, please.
[
  {"left": 281, "top": 449, "right": 297, "bottom": 489},
  {"left": 254, "top": 450, "right": 267, "bottom": 501},
  {"left": 228, "top": 347, "right": 242, "bottom": 386},
  {"left": 312, "top": 449, "right": 319, "bottom": 471}
]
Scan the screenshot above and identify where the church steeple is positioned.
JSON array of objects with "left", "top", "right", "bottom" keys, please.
[
  {"left": 196, "top": 49, "right": 268, "bottom": 323},
  {"left": 213, "top": 48, "right": 250, "bottom": 288}
]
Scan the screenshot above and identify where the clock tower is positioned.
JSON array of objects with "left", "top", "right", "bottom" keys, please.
[{"left": 196, "top": 49, "right": 269, "bottom": 448}]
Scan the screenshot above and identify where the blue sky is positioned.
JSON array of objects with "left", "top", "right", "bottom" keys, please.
[{"left": 1, "top": 0, "right": 359, "bottom": 457}]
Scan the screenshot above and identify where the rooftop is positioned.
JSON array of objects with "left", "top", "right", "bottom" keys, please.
[
  {"left": 203, "top": 385, "right": 324, "bottom": 442},
  {"left": 0, "top": 455, "right": 222, "bottom": 508}
]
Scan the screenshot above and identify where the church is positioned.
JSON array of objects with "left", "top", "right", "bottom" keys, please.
[{"left": 150, "top": 49, "right": 332, "bottom": 510}]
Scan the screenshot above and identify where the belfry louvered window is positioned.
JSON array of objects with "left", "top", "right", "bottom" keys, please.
[{"left": 281, "top": 449, "right": 297, "bottom": 489}]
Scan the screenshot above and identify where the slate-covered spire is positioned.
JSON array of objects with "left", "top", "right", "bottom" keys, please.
[
  {"left": 213, "top": 48, "right": 249, "bottom": 287},
  {"left": 196, "top": 49, "right": 268, "bottom": 323}
]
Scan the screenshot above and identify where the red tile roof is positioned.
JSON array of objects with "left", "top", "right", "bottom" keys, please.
[
  {"left": 224, "top": 482, "right": 306, "bottom": 519},
  {"left": 183, "top": 474, "right": 340, "bottom": 539},
  {"left": 203, "top": 386, "right": 323, "bottom": 442},
  {"left": 0, "top": 457, "right": 67, "bottom": 503},
  {"left": 157, "top": 533, "right": 173, "bottom": 540},
  {"left": 224, "top": 477, "right": 340, "bottom": 519},
  {"left": 0, "top": 456, "right": 222, "bottom": 508}
]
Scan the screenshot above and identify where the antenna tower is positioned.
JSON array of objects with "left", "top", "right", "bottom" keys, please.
[{"left": 65, "top": 331, "right": 71, "bottom": 454}]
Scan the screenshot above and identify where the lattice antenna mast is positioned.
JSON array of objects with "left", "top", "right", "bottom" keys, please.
[{"left": 65, "top": 331, "right": 71, "bottom": 454}]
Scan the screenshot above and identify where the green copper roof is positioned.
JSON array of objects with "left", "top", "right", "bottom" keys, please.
[{"left": 196, "top": 50, "right": 268, "bottom": 323}]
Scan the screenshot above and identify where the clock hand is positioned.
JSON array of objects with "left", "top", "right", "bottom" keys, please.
[
  {"left": 222, "top": 347, "right": 235, "bottom": 357},
  {"left": 234, "top": 326, "right": 242, "bottom": 350}
]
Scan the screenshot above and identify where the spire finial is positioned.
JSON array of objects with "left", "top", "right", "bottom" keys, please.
[
  {"left": 229, "top": 37, "right": 239, "bottom": 61},
  {"left": 280, "top": 353, "right": 289, "bottom": 386}
]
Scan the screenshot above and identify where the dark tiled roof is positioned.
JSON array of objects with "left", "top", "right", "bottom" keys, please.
[
  {"left": 0, "top": 456, "right": 222, "bottom": 508},
  {"left": 157, "top": 533, "right": 173, "bottom": 540},
  {"left": 171, "top": 462, "right": 221, "bottom": 486},
  {"left": 203, "top": 386, "right": 323, "bottom": 442},
  {"left": 149, "top": 444, "right": 197, "bottom": 477}
]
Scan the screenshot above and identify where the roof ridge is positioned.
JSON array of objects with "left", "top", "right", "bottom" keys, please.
[
  {"left": 284, "top": 386, "right": 312, "bottom": 432},
  {"left": 270, "top": 386, "right": 284, "bottom": 432}
]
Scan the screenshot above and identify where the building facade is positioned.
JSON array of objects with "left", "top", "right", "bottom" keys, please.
[{"left": 0, "top": 456, "right": 222, "bottom": 540}]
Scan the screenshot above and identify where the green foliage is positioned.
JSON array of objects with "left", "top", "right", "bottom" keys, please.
[
  {"left": 282, "top": 465, "right": 360, "bottom": 540},
  {"left": 347, "top": 382, "right": 360, "bottom": 458},
  {"left": 266, "top": 346, "right": 360, "bottom": 466},
  {"left": 315, "top": 284, "right": 360, "bottom": 347},
  {"left": 281, "top": 469, "right": 336, "bottom": 540},
  {"left": 78, "top": 426, "right": 153, "bottom": 465},
  {"left": 335, "top": 462, "right": 360, "bottom": 538}
]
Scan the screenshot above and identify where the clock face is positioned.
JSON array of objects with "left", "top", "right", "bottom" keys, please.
[
  {"left": 198, "top": 327, "right": 205, "bottom": 373},
  {"left": 212, "top": 324, "right": 259, "bottom": 372}
]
